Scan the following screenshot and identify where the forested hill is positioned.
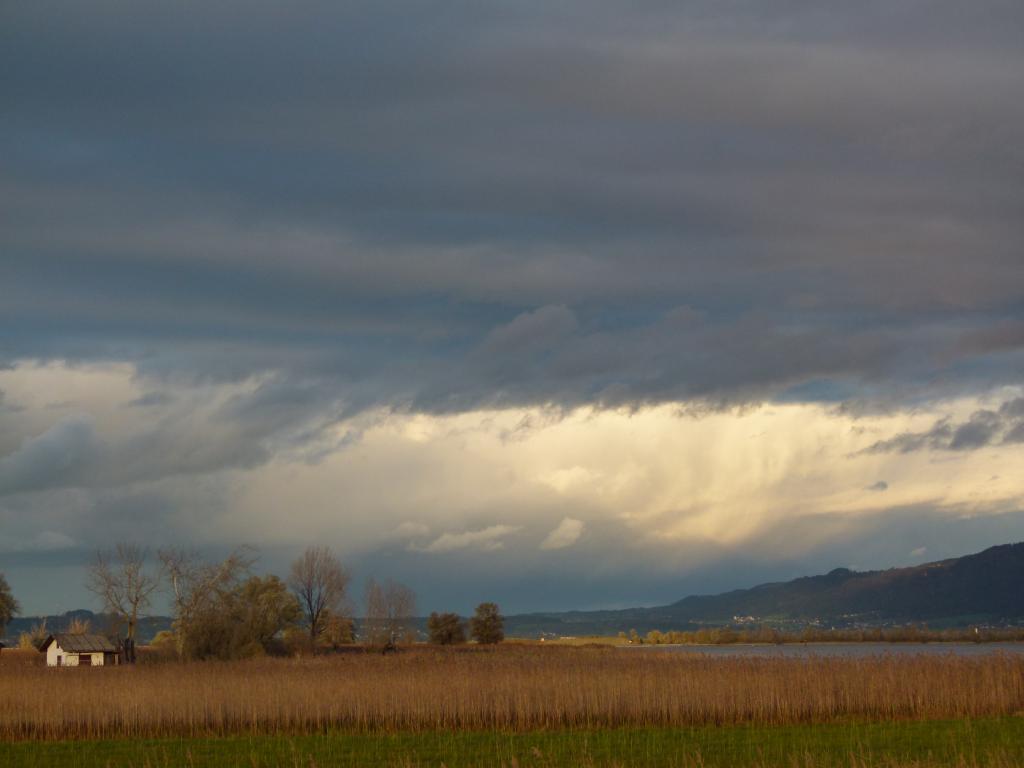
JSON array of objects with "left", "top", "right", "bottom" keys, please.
[
  {"left": 665, "top": 542, "right": 1024, "bottom": 622},
  {"left": 504, "top": 542, "right": 1024, "bottom": 637}
]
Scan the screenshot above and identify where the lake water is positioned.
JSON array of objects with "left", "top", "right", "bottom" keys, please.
[{"left": 623, "top": 642, "right": 1024, "bottom": 658}]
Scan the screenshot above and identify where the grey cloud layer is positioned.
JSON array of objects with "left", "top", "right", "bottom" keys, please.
[
  {"left": 2, "top": 0, "right": 1022, "bottom": 414},
  {"left": 4, "top": 1, "right": 1024, "bottom": 615},
  {"left": 865, "top": 397, "right": 1024, "bottom": 454},
  {"left": 0, "top": 373, "right": 353, "bottom": 499}
]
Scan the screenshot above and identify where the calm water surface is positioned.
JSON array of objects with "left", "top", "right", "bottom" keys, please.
[{"left": 625, "top": 642, "right": 1024, "bottom": 658}]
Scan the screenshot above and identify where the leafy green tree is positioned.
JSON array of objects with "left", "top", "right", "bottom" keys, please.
[
  {"left": 183, "top": 574, "right": 301, "bottom": 660},
  {"left": 235, "top": 575, "right": 303, "bottom": 653},
  {"left": 427, "top": 612, "right": 466, "bottom": 645},
  {"left": 469, "top": 602, "right": 504, "bottom": 644},
  {"left": 158, "top": 546, "right": 255, "bottom": 658},
  {"left": 0, "top": 573, "right": 19, "bottom": 640},
  {"left": 160, "top": 547, "right": 301, "bottom": 661}
]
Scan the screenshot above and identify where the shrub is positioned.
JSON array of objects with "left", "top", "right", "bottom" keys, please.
[
  {"left": 18, "top": 620, "right": 48, "bottom": 651},
  {"left": 469, "top": 603, "right": 504, "bottom": 645},
  {"left": 322, "top": 614, "right": 355, "bottom": 648},
  {"left": 427, "top": 612, "right": 466, "bottom": 645}
]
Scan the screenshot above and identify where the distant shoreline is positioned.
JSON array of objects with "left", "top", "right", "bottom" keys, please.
[{"left": 622, "top": 640, "right": 1024, "bottom": 647}]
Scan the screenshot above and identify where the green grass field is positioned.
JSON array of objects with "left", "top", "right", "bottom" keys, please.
[{"left": 3, "top": 718, "right": 1023, "bottom": 768}]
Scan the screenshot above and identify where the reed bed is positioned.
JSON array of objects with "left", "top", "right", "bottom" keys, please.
[{"left": 1, "top": 646, "right": 1023, "bottom": 741}]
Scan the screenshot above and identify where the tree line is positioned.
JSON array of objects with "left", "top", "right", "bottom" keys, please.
[{"left": 0, "top": 542, "right": 504, "bottom": 659}]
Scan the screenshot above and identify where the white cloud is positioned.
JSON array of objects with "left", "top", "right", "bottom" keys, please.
[
  {"left": 540, "top": 517, "right": 585, "bottom": 550},
  {"left": 540, "top": 467, "right": 599, "bottom": 494},
  {"left": 416, "top": 525, "right": 521, "bottom": 553}
]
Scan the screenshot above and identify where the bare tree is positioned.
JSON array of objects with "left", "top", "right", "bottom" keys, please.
[
  {"left": 157, "top": 546, "right": 197, "bottom": 629},
  {"left": 289, "top": 546, "right": 351, "bottom": 643},
  {"left": 363, "top": 577, "right": 417, "bottom": 646},
  {"left": 86, "top": 543, "right": 161, "bottom": 640}
]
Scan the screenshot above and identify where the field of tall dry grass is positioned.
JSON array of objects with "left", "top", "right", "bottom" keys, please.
[{"left": 2, "top": 645, "right": 1023, "bottom": 741}]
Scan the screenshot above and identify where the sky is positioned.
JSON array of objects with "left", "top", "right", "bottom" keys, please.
[{"left": 1, "top": 1, "right": 1023, "bottom": 616}]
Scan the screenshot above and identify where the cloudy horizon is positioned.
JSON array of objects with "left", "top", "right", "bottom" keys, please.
[{"left": 2, "top": 1, "right": 1022, "bottom": 616}]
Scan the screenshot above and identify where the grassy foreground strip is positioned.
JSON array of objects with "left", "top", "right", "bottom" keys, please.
[{"left": 2, "top": 718, "right": 1023, "bottom": 767}]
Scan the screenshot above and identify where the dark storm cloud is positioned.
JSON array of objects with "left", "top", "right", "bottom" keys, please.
[
  {"left": 864, "top": 397, "right": 1024, "bottom": 454},
  {"left": 126, "top": 391, "right": 175, "bottom": 408},
  {"left": 0, "top": 419, "right": 99, "bottom": 496},
  {"left": 0, "top": 415, "right": 265, "bottom": 496},
  {"left": 1, "top": 0, "right": 1022, "bottom": 410},
  {"left": 0, "top": 376, "right": 356, "bottom": 498}
]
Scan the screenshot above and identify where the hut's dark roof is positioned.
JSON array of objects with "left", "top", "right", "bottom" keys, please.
[{"left": 40, "top": 634, "right": 118, "bottom": 653}]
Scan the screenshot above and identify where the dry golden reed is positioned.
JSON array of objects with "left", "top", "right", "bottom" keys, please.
[{"left": 1, "top": 646, "right": 1022, "bottom": 740}]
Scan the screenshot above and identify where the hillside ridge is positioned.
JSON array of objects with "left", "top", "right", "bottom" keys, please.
[{"left": 504, "top": 542, "right": 1024, "bottom": 636}]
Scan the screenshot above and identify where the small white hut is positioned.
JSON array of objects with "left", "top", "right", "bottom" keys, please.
[{"left": 40, "top": 634, "right": 120, "bottom": 667}]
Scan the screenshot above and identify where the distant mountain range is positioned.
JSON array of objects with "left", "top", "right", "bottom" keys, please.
[
  {"left": 504, "top": 542, "right": 1024, "bottom": 637},
  {"left": 5, "top": 543, "right": 1023, "bottom": 644}
]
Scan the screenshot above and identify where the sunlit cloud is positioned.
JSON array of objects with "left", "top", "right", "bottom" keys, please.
[
  {"left": 540, "top": 518, "right": 585, "bottom": 550},
  {"left": 4, "top": 364, "right": 1023, "bottom": 560},
  {"left": 415, "top": 525, "right": 521, "bottom": 554}
]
